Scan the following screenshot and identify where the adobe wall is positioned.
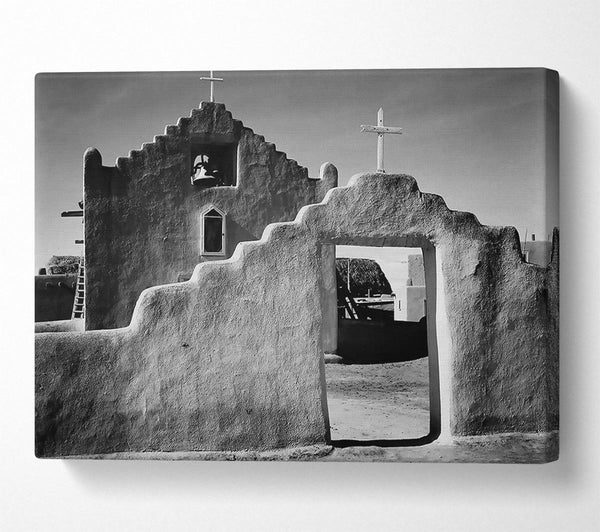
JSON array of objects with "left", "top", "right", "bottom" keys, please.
[
  {"left": 34, "top": 319, "right": 84, "bottom": 333},
  {"left": 337, "top": 318, "right": 428, "bottom": 363},
  {"left": 408, "top": 254, "right": 425, "bottom": 285},
  {"left": 396, "top": 285, "right": 427, "bottom": 322},
  {"left": 34, "top": 274, "right": 76, "bottom": 322},
  {"left": 36, "top": 173, "right": 558, "bottom": 458},
  {"left": 84, "top": 102, "right": 337, "bottom": 330},
  {"left": 522, "top": 240, "right": 553, "bottom": 266}
]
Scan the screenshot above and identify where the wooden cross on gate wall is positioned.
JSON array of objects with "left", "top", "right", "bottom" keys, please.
[{"left": 361, "top": 108, "right": 403, "bottom": 173}]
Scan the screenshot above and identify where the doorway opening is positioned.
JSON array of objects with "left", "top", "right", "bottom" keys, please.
[{"left": 323, "top": 244, "right": 440, "bottom": 447}]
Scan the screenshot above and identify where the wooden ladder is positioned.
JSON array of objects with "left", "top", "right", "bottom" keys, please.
[
  {"left": 71, "top": 257, "right": 85, "bottom": 319},
  {"left": 336, "top": 271, "right": 364, "bottom": 320}
]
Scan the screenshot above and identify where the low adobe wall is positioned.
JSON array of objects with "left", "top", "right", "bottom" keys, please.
[
  {"left": 36, "top": 173, "right": 558, "bottom": 458},
  {"left": 337, "top": 318, "right": 428, "bottom": 364},
  {"left": 35, "top": 274, "right": 76, "bottom": 322},
  {"left": 35, "top": 319, "right": 84, "bottom": 333}
]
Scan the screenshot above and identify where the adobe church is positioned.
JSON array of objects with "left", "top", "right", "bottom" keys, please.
[
  {"left": 82, "top": 103, "right": 337, "bottom": 331},
  {"left": 35, "top": 101, "right": 559, "bottom": 462}
]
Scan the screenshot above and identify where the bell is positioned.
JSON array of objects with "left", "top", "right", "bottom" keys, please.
[{"left": 191, "top": 174, "right": 219, "bottom": 186}]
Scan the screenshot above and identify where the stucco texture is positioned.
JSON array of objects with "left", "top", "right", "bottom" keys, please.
[
  {"left": 36, "top": 173, "right": 558, "bottom": 458},
  {"left": 84, "top": 102, "right": 337, "bottom": 331}
]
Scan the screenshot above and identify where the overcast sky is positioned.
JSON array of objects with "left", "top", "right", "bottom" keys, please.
[{"left": 35, "top": 69, "right": 558, "bottom": 271}]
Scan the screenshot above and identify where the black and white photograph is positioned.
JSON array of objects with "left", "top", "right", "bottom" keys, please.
[
  {"left": 34, "top": 68, "right": 559, "bottom": 462},
  {"left": 3, "top": 1, "right": 600, "bottom": 531}
]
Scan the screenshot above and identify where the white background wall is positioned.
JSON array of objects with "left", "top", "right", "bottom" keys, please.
[{"left": 2, "top": 1, "right": 599, "bottom": 530}]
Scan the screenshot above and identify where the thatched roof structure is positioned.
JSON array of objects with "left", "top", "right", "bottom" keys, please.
[
  {"left": 336, "top": 258, "right": 392, "bottom": 297},
  {"left": 46, "top": 255, "right": 80, "bottom": 275}
]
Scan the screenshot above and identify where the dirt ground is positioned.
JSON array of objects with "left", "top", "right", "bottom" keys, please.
[{"left": 324, "top": 358, "right": 430, "bottom": 441}]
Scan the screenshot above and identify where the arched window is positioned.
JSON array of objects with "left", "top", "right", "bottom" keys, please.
[{"left": 200, "top": 205, "right": 226, "bottom": 256}]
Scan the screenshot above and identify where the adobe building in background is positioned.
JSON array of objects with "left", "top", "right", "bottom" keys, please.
[
  {"left": 394, "top": 254, "right": 427, "bottom": 322},
  {"left": 83, "top": 102, "right": 337, "bottom": 330}
]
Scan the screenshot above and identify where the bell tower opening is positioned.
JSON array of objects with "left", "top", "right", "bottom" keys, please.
[{"left": 190, "top": 137, "right": 238, "bottom": 187}]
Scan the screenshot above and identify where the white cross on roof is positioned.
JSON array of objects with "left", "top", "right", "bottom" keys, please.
[{"left": 199, "top": 70, "right": 224, "bottom": 103}]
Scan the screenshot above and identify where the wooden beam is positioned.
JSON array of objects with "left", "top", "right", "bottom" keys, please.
[{"left": 360, "top": 125, "right": 403, "bottom": 134}]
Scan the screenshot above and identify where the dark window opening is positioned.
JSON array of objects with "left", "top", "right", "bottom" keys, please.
[
  {"left": 202, "top": 209, "right": 225, "bottom": 254},
  {"left": 191, "top": 142, "right": 237, "bottom": 187}
]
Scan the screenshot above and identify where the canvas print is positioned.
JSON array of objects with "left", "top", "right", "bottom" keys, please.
[{"left": 35, "top": 69, "right": 559, "bottom": 462}]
